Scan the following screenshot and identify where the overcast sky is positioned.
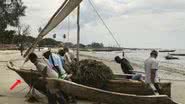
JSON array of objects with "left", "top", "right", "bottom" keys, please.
[{"left": 20, "top": 0, "right": 185, "bottom": 49}]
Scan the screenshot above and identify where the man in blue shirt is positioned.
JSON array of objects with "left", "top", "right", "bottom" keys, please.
[{"left": 43, "top": 51, "right": 68, "bottom": 79}]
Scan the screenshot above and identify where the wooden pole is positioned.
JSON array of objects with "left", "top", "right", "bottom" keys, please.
[{"left": 76, "top": 5, "right": 80, "bottom": 63}]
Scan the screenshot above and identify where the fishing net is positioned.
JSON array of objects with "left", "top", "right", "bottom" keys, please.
[{"left": 70, "top": 59, "right": 114, "bottom": 88}]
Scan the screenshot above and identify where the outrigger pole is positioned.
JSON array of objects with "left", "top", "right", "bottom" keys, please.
[{"left": 76, "top": 5, "right": 80, "bottom": 65}]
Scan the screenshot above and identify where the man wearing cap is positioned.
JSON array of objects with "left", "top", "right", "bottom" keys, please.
[
  {"left": 144, "top": 50, "right": 159, "bottom": 84},
  {"left": 43, "top": 50, "right": 68, "bottom": 79}
]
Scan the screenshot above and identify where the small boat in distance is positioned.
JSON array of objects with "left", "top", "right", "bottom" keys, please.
[
  {"left": 159, "top": 50, "right": 176, "bottom": 53},
  {"left": 170, "top": 53, "right": 185, "bottom": 56},
  {"left": 165, "top": 54, "right": 179, "bottom": 60}
]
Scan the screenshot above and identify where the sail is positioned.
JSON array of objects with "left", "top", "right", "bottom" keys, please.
[{"left": 23, "top": 0, "right": 83, "bottom": 59}]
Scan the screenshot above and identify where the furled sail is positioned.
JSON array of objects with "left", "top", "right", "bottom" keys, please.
[{"left": 23, "top": 0, "right": 83, "bottom": 59}]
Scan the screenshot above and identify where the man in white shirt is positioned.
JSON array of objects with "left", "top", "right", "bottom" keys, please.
[
  {"left": 28, "top": 53, "right": 58, "bottom": 78},
  {"left": 144, "top": 50, "right": 159, "bottom": 84}
]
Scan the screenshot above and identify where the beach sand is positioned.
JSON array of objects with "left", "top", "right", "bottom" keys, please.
[{"left": 0, "top": 50, "right": 185, "bottom": 104}]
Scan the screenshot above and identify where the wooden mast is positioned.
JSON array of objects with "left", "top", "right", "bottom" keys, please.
[{"left": 76, "top": 5, "right": 80, "bottom": 64}]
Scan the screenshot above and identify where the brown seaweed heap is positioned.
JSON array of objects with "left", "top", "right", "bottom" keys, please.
[{"left": 70, "top": 59, "right": 114, "bottom": 88}]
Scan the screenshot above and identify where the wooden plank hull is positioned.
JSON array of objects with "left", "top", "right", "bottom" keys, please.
[
  {"left": 47, "top": 78, "right": 176, "bottom": 104},
  {"left": 7, "top": 61, "right": 47, "bottom": 95},
  {"left": 13, "top": 69, "right": 47, "bottom": 95},
  {"left": 106, "top": 79, "right": 171, "bottom": 97}
]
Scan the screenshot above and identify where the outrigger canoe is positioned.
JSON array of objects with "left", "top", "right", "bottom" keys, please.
[{"left": 7, "top": 61, "right": 177, "bottom": 104}]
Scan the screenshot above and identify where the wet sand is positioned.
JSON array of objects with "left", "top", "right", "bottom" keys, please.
[{"left": 0, "top": 50, "right": 185, "bottom": 104}]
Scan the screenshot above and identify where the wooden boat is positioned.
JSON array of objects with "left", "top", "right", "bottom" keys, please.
[
  {"left": 170, "top": 53, "right": 185, "bottom": 56},
  {"left": 46, "top": 78, "right": 176, "bottom": 104},
  {"left": 7, "top": 61, "right": 177, "bottom": 104},
  {"left": 159, "top": 50, "right": 176, "bottom": 52},
  {"left": 7, "top": 0, "right": 176, "bottom": 103},
  {"left": 165, "top": 55, "right": 179, "bottom": 60},
  {"left": 7, "top": 61, "right": 47, "bottom": 95}
]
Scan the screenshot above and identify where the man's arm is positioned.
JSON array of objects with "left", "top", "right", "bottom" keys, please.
[{"left": 42, "top": 67, "right": 47, "bottom": 80}]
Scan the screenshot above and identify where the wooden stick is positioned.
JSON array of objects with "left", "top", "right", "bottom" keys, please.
[
  {"left": 76, "top": 5, "right": 80, "bottom": 64},
  {"left": 149, "top": 83, "right": 159, "bottom": 95}
]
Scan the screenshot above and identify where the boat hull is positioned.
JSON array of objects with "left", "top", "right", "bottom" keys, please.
[
  {"left": 46, "top": 78, "right": 176, "bottom": 104},
  {"left": 7, "top": 61, "right": 176, "bottom": 104},
  {"left": 106, "top": 78, "right": 171, "bottom": 97}
]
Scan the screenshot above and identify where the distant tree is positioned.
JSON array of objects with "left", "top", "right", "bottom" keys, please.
[
  {"left": 0, "top": 32, "right": 62, "bottom": 49},
  {"left": 73, "top": 43, "right": 86, "bottom": 48},
  {"left": 39, "top": 38, "right": 60, "bottom": 47},
  {"left": 88, "top": 42, "right": 104, "bottom": 48},
  {"left": 0, "top": 0, "right": 26, "bottom": 34},
  {"left": 17, "top": 24, "right": 30, "bottom": 55},
  {"left": 64, "top": 42, "right": 74, "bottom": 48},
  {"left": 0, "top": 30, "right": 15, "bottom": 44}
]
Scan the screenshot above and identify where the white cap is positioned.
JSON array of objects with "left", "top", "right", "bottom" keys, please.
[{"left": 42, "top": 47, "right": 49, "bottom": 54}]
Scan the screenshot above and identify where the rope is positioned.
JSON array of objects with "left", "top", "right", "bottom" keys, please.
[{"left": 88, "top": 0, "right": 121, "bottom": 48}]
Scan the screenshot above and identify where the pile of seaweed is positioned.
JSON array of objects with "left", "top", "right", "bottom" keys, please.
[{"left": 70, "top": 59, "right": 114, "bottom": 88}]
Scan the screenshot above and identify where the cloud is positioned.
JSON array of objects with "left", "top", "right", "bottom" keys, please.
[
  {"left": 124, "top": 0, "right": 185, "bottom": 15},
  {"left": 19, "top": 0, "right": 185, "bottom": 49}
]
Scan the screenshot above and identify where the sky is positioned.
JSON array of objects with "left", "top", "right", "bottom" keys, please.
[{"left": 20, "top": 0, "right": 185, "bottom": 49}]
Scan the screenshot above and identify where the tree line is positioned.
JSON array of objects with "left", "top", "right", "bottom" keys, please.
[
  {"left": 0, "top": 33, "right": 61, "bottom": 47},
  {"left": 0, "top": 0, "right": 105, "bottom": 49},
  {"left": 64, "top": 42, "right": 104, "bottom": 48}
]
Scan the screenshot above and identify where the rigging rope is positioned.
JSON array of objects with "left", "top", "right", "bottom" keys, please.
[{"left": 88, "top": 0, "right": 121, "bottom": 48}]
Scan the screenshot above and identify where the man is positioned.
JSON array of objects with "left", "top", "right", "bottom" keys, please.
[
  {"left": 58, "top": 49, "right": 71, "bottom": 74},
  {"left": 61, "top": 48, "right": 76, "bottom": 74},
  {"left": 64, "top": 47, "right": 75, "bottom": 64},
  {"left": 115, "top": 52, "right": 141, "bottom": 80},
  {"left": 43, "top": 50, "right": 68, "bottom": 79},
  {"left": 144, "top": 50, "right": 162, "bottom": 95},
  {"left": 28, "top": 53, "right": 67, "bottom": 104},
  {"left": 144, "top": 50, "right": 159, "bottom": 84},
  {"left": 58, "top": 49, "right": 65, "bottom": 66},
  {"left": 115, "top": 55, "right": 134, "bottom": 75}
]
